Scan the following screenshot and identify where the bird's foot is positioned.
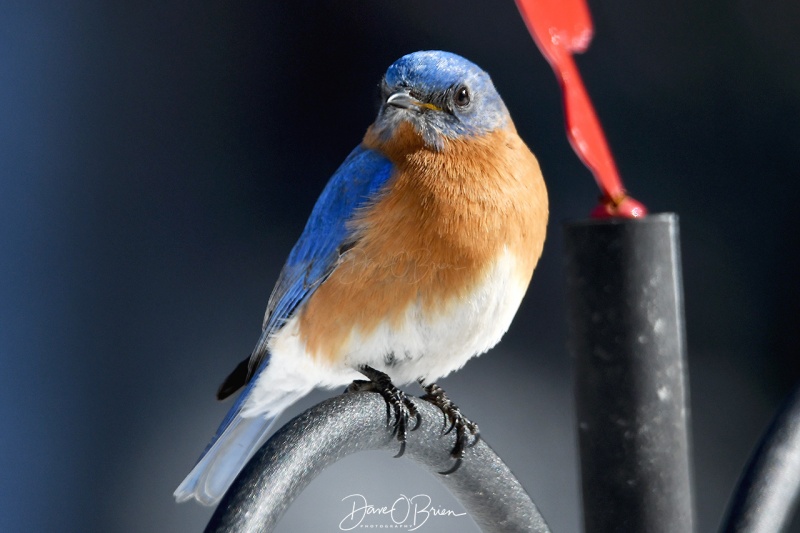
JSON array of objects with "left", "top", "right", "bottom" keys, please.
[
  {"left": 421, "top": 382, "right": 480, "bottom": 474},
  {"left": 346, "top": 366, "right": 421, "bottom": 457}
]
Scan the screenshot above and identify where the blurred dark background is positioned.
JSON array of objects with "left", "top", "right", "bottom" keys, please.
[{"left": 1, "top": 1, "right": 798, "bottom": 532}]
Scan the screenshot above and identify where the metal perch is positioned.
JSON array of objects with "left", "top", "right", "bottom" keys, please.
[
  {"left": 720, "top": 384, "right": 800, "bottom": 533},
  {"left": 205, "top": 391, "right": 552, "bottom": 533}
]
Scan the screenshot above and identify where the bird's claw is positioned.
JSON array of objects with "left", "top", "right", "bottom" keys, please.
[
  {"left": 421, "top": 382, "right": 480, "bottom": 474},
  {"left": 348, "top": 367, "right": 420, "bottom": 457}
]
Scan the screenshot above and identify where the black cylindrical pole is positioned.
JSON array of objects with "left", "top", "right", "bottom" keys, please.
[{"left": 564, "top": 213, "right": 694, "bottom": 533}]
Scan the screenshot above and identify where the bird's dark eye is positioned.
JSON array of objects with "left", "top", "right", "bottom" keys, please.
[{"left": 454, "top": 85, "right": 470, "bottom": 108}]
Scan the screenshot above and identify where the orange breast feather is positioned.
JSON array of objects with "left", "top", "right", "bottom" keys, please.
[{"left": 297, "top": 121, "right": 548, "bottom": 363}]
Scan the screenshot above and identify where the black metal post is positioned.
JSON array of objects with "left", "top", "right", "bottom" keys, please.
[{"left": 564, "top": 213, "right": 695, "bottom": 533}]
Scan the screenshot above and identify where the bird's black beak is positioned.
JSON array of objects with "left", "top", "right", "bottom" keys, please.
[
  {"left": 386, "top": 92, "right": 417, "bottom": 109},
  {"left": 386, "top": 91, "right": 441, "bottom": 112}
]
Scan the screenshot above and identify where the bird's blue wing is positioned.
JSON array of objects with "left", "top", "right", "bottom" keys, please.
[
  {"left": 175, "top": 146, "right": 394, "bottom": 504},
  {"left": 217, "top": 144, "right": 394, "bottom": 422},
  {"left": 249, "top": 145, "right": 394, "bottom": 374}
]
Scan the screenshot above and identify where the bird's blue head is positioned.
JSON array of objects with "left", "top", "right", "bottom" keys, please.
[{"left": 371, "top": 51, "right": 510, "bottom": 151}]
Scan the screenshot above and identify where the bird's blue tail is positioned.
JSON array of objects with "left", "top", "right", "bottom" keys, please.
[{"left": 173, "top": 411, "right": 278, "bottom": 505}]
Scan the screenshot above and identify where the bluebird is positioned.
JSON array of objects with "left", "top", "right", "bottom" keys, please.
[{"left": 175, "top": 50, "right": 548, "bottom": 505}]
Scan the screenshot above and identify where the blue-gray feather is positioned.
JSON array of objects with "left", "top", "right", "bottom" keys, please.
[
  {"left": 374, "top": 50, "right": 509, "bottom": 148},
  {"left": 210, "top": 146, "right": 393, "bottom": 448}
]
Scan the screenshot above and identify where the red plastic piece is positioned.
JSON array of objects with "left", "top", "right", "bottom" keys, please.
[{"left": 514, "top": 0, "right": 647, "bottom": 218}]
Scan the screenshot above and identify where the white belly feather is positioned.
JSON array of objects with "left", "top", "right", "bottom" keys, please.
[{"left": 241, "top": 248, "right": 527, "bottom": 416}]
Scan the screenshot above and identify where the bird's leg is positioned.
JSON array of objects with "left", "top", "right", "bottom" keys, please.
[
  {"left": 419, "top": 381, "right": 480, "bottom": 474},
  {"left": 346, "top": 365, "right": 421, "bottom": 457}
]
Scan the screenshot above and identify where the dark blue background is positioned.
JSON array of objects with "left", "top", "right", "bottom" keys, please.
[{"left": 2, "top": 1, "right": 798, "bottom": 531}]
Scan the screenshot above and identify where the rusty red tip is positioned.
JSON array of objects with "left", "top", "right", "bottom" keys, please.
[{"left": 590, "top": 195, "right": 648, "bottom": 219}]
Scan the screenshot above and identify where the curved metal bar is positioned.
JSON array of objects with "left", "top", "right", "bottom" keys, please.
[
  {"left": 205, "top": 391, "right": 551, "bottom": 533},
  {"left": 720, "top": 385, "right": 800, "bottom": 533}
]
